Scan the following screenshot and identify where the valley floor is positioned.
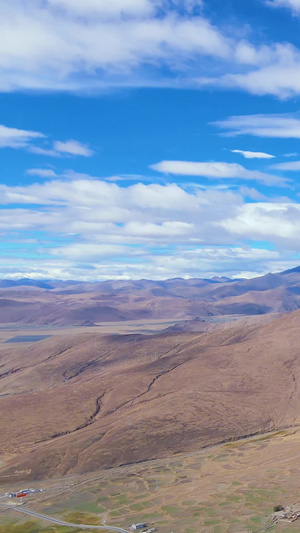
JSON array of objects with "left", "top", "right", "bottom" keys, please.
[{"left": 1, "top": 428, "right": 300, "bottom": 533}]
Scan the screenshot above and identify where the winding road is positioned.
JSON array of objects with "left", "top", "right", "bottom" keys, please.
[{"left": 0, "top": 503, "right": 129, "bottom": 532}]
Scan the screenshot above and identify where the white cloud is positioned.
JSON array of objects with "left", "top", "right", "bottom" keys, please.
[
  {"left": 213, "top": 114, "right": 300, "bottom": 138},
  {"left": 28, "top": 146, "right": 61, "bottom": 157},
  {"left": 222, "top": 60, "right": 300, "bottom": 99},
  {"left": 0, "top": 0, "right": 299, "bottom": 98},
  {"left": 150, "top": 160, "right": 287, "bottom": 185},
  {"left": 270, "top": 160, "right": 300, "bottom": 170},
  {"left": 239, "top": 187, "right": 267, "bottom": 201},
  {"left": 0, "top": 122, "right": 93, "bottom": 157},
  {"left": 220, "top": 202, "right": 300, "bottom": 244},
  {"left": 233, "top": 41, "right": 274, "bottom": 66},
  {"left": 0, "top": 0, "right": 300, "bottom": 99},
  {"left": 29, "top": 140, "right": 94, "bottom": 157},
  {"left": 0, "top": 124, "right": 44, "bottom": 148},
  {"left": 1, "top": 176, "right": 300, "bottom": 280},
  {"left": 142, "top": 245, "right": 281, "bottom": 280},
  {"left": 26, "top": 168, "right": 58, "bottom": 178},
  {"left": 0, "top": 2, "right": 232, "bottom": 92},
  {"left": 124, "top": 220, "right": 194, "bottom": 237},
  {"left": 231, "top": 149, "right": 275, "bottom": 159},
  {"left": 0, "top": 179, "right": 242, "bottom": 245},
  {"left": 0, "top": 245, "right": 284, "bottom": 281},
  {"left": 0, "top": 177, "right": 294, "bottom": 251},
  {"left": 53, "top": 140, "right": 94, "bottom": 157},
  {"left": 199, "top": 42, "right": 300, "bottom": 99},
  {"left": 49, "top": 243, "right": 139, "bottom": 261},
  {"left": 266, "top": 0, "right": 300, "bottom": 13},
  {"left": 48, "top": 0, "right": 155, "bottom": 17}
]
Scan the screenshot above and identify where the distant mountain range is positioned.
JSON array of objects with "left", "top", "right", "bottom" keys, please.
[{"left": 1, "top": 266, "right": 300, "bottom": 325}]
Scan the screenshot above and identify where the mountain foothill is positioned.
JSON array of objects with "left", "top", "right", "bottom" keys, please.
[{"left": 1, "top": 267, "right": 300, "bottom": 481}]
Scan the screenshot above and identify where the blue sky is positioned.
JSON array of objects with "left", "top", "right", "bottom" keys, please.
[{"left": 3, "top": 0, "right": 300, "bottom": 280}]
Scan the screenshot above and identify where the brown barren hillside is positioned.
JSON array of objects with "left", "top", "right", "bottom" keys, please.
[{"left": 1, "top": 310, "right": 300, "bottom": 482}]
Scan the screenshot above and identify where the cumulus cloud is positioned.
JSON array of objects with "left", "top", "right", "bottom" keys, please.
[
  {"left": 213, "top": 114, "right": 300, "bottom": 138},
  {"left": 150, "top": 160, "right": 287, "bottom": 185},
  {"left": 220, "top": 202, "right": 300, "bottom": 244},
  {"left": 231, "top": 149, "right": 275, "bottom": 159},
  {"left": 0, "top": 179, "right": 241, "bottom": 242},
  {"left": 0, "top": 179, "right": 286, "bottom": 244},
  {"left": 0, "top": 176, "right": 299, "bottom": 279}
]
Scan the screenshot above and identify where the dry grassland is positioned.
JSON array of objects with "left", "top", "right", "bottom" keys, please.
[{"left": 2, "top": 429, "right": 300, "bottom": 533}]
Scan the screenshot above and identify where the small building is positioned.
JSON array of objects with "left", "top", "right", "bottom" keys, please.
[{"left": 131, "top": 524, "right": 148, "bottom": 530}]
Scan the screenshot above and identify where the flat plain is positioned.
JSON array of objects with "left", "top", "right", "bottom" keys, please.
[
  {"left": 2, "top": 428, "right": 300, "bottom": 533},
  {"left": 0, "top": 319, "right": 186, "bottom": 348}
]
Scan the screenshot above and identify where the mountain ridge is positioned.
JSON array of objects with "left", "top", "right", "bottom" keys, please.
[{"left": 1, "top": 267, "right": 300, "bottom": 326}]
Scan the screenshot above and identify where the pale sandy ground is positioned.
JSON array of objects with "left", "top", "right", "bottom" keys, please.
[
  {"left": 0, "top": 319, "right": 185, "bottom": 352},
  {"left": 0, "top": 313, "right": 275, "bottom": 348}
]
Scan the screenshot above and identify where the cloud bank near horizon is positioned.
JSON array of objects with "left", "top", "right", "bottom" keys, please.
[{"left": 1, "top": 175, "right": 300, "bottom": 281}]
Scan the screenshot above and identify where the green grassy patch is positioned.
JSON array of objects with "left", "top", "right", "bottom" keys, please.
[
  {"left": 161, "top": 504, "right": 181, "bottom": 514},
  {"left": 130, "top": 501, "right": 153, "bottom": 511},
  {"left": 65, "top": 511, "right": 99, "bottom": 525}
]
